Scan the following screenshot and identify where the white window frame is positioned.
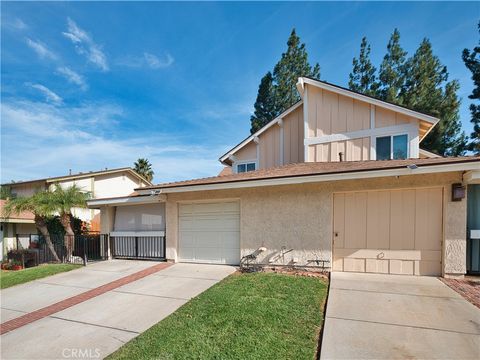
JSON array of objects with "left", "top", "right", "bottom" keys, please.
[
  {"left": 234, "top": 159, "right": 258, "bottom": 174},
  {"left": 375, "top": 133, "right": 409, "bottom": 161}
]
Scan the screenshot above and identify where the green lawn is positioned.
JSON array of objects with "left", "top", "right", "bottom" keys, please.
[
  {"left": 108, "top": 272, "right": 328, "bottom": 360},
  {"left": 0, "top": 264, "right": 82, "bottom": 289}
]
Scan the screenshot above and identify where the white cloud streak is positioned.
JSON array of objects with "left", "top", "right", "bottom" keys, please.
[
  {"left": 3, "top": 17, "right": 28, "bottom": 31},
  {"left": 62, "top": 18, "right": 108, "bottom": 71},
  {"left": 57, "top": 66, "right": 88, "bottom": 90},
  {"left": 117, "top": 52, "right": 174, "bottom": 69},
  {"left": 26, "top": 83, "right": 63, "bottom": 104},
  {"left": 25, "top": 38, "right": 57, "bottom": 60},
  {"left": 1, "top": 100, "right": 224, "bottom": 184}
]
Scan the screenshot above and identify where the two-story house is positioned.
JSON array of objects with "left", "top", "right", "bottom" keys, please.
[
  {"left": 1, "top": 167, "right": 151, "bottom": 258},
  {"left": 88, "top": 78, "right": 480, "bottom": 278}
]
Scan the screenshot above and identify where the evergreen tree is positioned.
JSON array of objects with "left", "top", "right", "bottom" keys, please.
[
  {"left": 249, "top": 29, "right": 320, "bottom": 133},
  {"left": 349, "top": 37, "right": 379, "bottom": 96},
  {"left": 378, "top": 29, "right": 407, "bottom": 103},
  {"left": 402, "top": 39, "right": 466, "bottom": 156},
  {"left": 272, "top": 29, "right": 320, "bottom": 116},
  {"left": 250, "top": 72, "right": 276, "bottom": 134},
  {"left": 462, "top": 22, "right": 480, "bottom": 154}
]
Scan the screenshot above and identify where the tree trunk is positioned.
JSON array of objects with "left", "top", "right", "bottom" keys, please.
[
  {"left": 60, "top": 213, "right": 75, "bottom": 260},
  {"left": 35, "top": 215, "right": 60, "bottom": 262}
]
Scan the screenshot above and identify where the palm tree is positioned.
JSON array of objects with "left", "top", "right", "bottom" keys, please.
[
  {"left": 51, "top": 184, "right": 90, "bottom": 258},
  {"left": 134, "top": 158, "right": 154, "bottom": 182},
  {"left": 2, "top": 191, "right": 60, "bottom": 262}
]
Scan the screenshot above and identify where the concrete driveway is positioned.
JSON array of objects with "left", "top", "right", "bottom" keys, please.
[
  {"left": 321, "top": 272, "right": 480, "bottom": 359},
  {"left": 1, "top": 260, "right": 235, "bottom": 359}
]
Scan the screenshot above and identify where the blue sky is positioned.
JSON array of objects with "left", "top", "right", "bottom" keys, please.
[{"left": 1, "top": 1, "right": 478, "bottom": 184}]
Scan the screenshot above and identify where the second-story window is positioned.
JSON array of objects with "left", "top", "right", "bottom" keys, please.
[
  {"left": 376, "top": 134, "right": 408, "bottom": 160},
  {"left": 237, "top": 162, "right": 256, "bottom": 173}
]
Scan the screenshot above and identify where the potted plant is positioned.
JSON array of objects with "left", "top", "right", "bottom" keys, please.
[
  {"left": 11, "top": 260, "right": 23, "bottom": 271},
  {"left": 1, "top": 262, "right": 12, "bottom": 270}
]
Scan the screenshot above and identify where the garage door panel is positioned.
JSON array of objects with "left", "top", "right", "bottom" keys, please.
[
  {"left": 333, "top": 194, "right": 345, "bottom": 249},
  {"left": 415, "top": 188, "right": 442, "bottom": 251},
  {"left": 178, "top": 202, "right": 240, "bottom": 265},
  {"left": 390, "top": 190, "right": 415, "bottom": 250},
  {"left": 367, "top": 191, "right": 390, "bottom": 249},
  {"left": 390, "top": 260, "right": 414, "bottom": 275},
  {"left": 344, "top": 258, "right": 365, "bottom": 272},
  {"left": 345, "top": 193, "right": 367, "bottom": 249},
  {"left": 366, "top": 259, "right": 389, "bottom": 274},
  {"left": 334, "top": 188, "right": 443, "bottom": 276}
]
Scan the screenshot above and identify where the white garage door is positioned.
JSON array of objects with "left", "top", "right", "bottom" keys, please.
[
  {"left": 333, "top": 188, "right": 443, "bottom": 276},
  {"left": 178, "top": 201, "right": 240, "bottom": 264}
]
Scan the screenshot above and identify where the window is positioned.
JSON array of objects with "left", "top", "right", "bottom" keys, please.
[
  {"left": 237, "top": 162, "right": 256, "bottom": 173},
  {"left": 376, "top": 134, "right": 408, "bottom": 160}
]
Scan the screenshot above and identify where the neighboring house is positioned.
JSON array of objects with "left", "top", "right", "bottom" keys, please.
[
  {"left": 88, "top": 78, "right": 480, "bottom": 278},
  {"left": 1, "top": 167, "right": 151, "bottom": 258}
]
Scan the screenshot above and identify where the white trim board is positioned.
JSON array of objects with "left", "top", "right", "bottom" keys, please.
[
  {"left": 87, "top": 194, "right": 166, "bottom": 208},
  {"left": 139, "top": 161, "right": 480, "bottom": 194},
  {"left": 110, "top": 231, "right": 165, "bottom": 237},
  {"left": 304, "top": 124, "right": 418, "bottom": 146}
]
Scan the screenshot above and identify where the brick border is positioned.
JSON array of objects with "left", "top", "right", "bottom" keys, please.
[
  {"left": 0, "top": 262, "right": 171, "bottom": 335},
  {"left": 440, "top": 277, "right": 480, "bottom": 309}
]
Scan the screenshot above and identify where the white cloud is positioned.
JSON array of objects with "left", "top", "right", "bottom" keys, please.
[
  {"left": 117, "top": 52, "right": 174, "bottom": 70},
  {"left": 62, "top": 18, "right": 108, "bottom": 71},
  {"left": 25, "top": 38, "right": 57, "bottom": 60},
  {"left": 0, "top": 100, "right": 224, "bottom": 184},
  {"left": 57, "top": 66, "right": 88, "bottom": 90},
  {"left": 3, "top": 17, "right": 28, "bottom": 31},
  {"left": 143, "top": 52, "right": 174, "bottom": 69},
  {"left": 26, "top": 83, "right": 63, "bottom": 104}
]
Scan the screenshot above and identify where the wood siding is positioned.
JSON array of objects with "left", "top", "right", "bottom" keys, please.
[
  {"left": 283, "top": 105, "right": 304, "bottom": 165},
  {"left": 375, "top": 107, "right": 418, "bottom": 128},
  {"left": 308, "top": 137, "right": 370, "bottom": 162},
  {"left": 333, "top": 187, "right": 443, "bottom": 276}
]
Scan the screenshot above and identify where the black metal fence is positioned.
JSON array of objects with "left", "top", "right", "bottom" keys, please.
[
  {"left": 110, "top": 235, "right": 166, "bottom": 260},
  {"left": 12, "top": 233, "right": 109, "bottom": 266}
]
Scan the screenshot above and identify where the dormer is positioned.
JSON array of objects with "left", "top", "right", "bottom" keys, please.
[{"left": 220, "top": 78, "right": 439, "bottom": 173}]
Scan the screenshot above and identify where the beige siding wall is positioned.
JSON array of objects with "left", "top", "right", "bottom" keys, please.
[
  {"left": 164, "top": 171, "right": 466, "bottom": 276},
  {"left": 283, "top": 105, "right": 304, "bottom": 164},
  {"left": 259, "top": 124, "right": 280, "bottom": 169},
  {"left": 375, "top": 107, "right": 418, "bottom": 128},
  {"left": 308, "top": 137, "right": 370, "bottom": 162},
  {"left": 9, "top": 181, "right": 46, "bottom": 197},
  {"left": 306, "top": 85, "right": 371, "bottom": 138},
  {"left": 232, "top": 105, "right": 304, "bottom": 171},
  {"left": 234, "top": 141, "right": 257, "bottom": 163}
]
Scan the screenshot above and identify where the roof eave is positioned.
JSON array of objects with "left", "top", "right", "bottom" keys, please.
[{"left": 136, "top": 160, "right": 479, "bottom": 194}]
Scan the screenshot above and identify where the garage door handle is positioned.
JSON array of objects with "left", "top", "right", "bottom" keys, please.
[{"left": 334, "top": 232, "right": 338, "bottom": 237}]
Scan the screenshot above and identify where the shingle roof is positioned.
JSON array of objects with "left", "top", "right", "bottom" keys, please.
[{"left": 140, "top": 156, "right": 480, "bottom": 190}]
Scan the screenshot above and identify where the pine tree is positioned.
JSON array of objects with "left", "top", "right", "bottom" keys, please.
[
  {"left": 378, "top": 29, "right": 407, "bottom": 103},
  {"left": 271, "top": 29, "right": 320, "bottom": 116},
  {"left": 462, "top": 22, "right": 480, "bottom": 154},
  {"left": 349, "top": 37, "right": 379, "bottom": 96},
  {"left": 249, "top": 29, "right": 320, "bottom": 133},
  {"left": 402, "top": 39, "right": 466, "bottom": 156},
  {"left": 250, "top": 72, "right": 276, "bottom": 134}
]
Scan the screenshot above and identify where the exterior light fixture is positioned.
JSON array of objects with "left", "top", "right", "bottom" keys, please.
[{"left": 451, "top": 183, "right": 465, "bottom": 201}]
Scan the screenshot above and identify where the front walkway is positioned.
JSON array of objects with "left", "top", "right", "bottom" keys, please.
[
  {"left": 1, "top": 260, "right": 235, "bottom": 359},
  {"left": 321, "top": 272, "right": 480, "bottom": 359}
]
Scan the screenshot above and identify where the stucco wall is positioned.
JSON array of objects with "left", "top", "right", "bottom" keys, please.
[{"left": 163, "top": 171, "right": 465, "bottom": 275}]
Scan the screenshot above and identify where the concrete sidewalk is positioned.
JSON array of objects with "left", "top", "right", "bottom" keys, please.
[
  {"left": 1, "top": 261, "right": 235, "bottom": 359},
  {"left": 320, "top": 272, "right": 480, "bottom": 359}
]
